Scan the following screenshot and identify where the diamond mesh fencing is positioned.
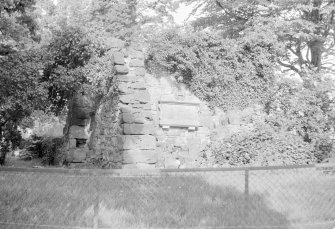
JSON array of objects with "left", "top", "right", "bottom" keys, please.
[{"left": 0, "top": 165, "right": 334, "bottom": 229}]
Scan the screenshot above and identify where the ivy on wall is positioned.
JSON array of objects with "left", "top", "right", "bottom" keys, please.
[{"left": 146, "top": 30, "right": 280, "bottom": 110}]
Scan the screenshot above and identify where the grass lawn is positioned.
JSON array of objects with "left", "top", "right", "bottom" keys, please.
[{"left": 0, "top": 167, "right": 334, "bottom": 229}]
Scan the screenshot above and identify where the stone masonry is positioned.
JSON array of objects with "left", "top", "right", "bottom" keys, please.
[
  {"left": 64, "top": 39, "right": 158, "bottom": 169},
  {"left": 64, "top": 38, "right": 249, "bottom": 169},
  {"left": 116, "top": 44, "right": 157, "bottom": 169}
]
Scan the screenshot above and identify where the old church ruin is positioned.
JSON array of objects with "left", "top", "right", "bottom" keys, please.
[{"left": 64, "top": 38, "right": 238, "bottom": 169}]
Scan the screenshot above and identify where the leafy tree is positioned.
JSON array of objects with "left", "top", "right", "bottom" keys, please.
[
  {"left": 35, "top": 0, "right": 139, "bottom": 44},
  {"left": 0, "top": 0, "right": 49, "bottom": 165},
  {"left": 265, "top": 71, "right": 335, "bottom": 161},
  {"left": 0, "top": 49, "right": 50, "bottom": 164},
  {"left": 0, "top": 0, "right": 39, "bottom": 55},
  {"left": 183, "top": 0, "right": 335, "bottom": 75}
]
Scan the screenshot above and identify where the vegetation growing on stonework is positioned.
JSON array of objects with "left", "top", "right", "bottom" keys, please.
[
  {"left": 1, "top": 0, "right": 335, "bottom": 166},
  {"left": 0, "top": 0, "right": 135, "bottom": 164},
  {"left": 147, "top": 0, "right": 335, "bottom": 164},
  {"left": 146, "top": 30, "right": 280, "bottom": 110}
]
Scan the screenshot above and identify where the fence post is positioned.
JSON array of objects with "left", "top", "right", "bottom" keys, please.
[
  {"left": 244, "top": 169, "right": 249, "bottom": 197},
  {"left": 244, "top": 169, "right": 250, "bottom": 228},
  {"left": 93, "top": 179, "right": 99, "bottom": 229}
]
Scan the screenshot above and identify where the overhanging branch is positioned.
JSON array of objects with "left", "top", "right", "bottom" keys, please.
[{"left": 277, "top": 60, "right": 300, "bottom": 73}]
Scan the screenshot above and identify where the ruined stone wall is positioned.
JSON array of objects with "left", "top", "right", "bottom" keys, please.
[
  {"left": 64, "top": 40, "right": 158, "bottom": 168},
  {"left": 116, "top": 44, "right": 157, "bottom": 169},
  {"left": 145, "top": 73, "right": 263, "bottom": 168},
  {"left": 64, "top": 39, "right": 126, "bottom": 168},
  {"left": 145, "top": 75, "right": 214, "bottom": 168},
  {"left": 64, "top": 38, "right": 254, "bottom": 169}
]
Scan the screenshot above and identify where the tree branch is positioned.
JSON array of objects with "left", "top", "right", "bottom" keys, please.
[
  {"left": 277, "top": 59, "right": 300, "bottom": 73},
  {"left": 215, "top": 0, "right": 224, "bottom": 10},
  {"left": 306, "top": 46, "right": 311, "bottom": 65},
  {"left": 185, "top": 1, "right": 206, "bottom": 22}
]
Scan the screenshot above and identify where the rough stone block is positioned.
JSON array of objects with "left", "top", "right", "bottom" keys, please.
[
  {"left": 113, "top": 52, "right": 125, "bottom": 65},
  {"left": 69, "top": 126, "right": 88, "bottom": 139},
  {"left": 71, "top": 107, "right": 93, "bottom": 120},
  {"left": 115, "top": 65, "right": 129, "bottom": 75},
  {"left": 119, "top": 94, "right": 134, "bottom": 104},
  {"left": 109, "top": 37, "right": 126, "bottom": 49},
  {"left": 71, "top": 118, "right": 89, "bottom": 127},
  {"left": 134, "top": 67, "right": 146, "bottom": 76},
  {"left": 119, "top": 90, "right": 150, "bottom": 104},
  {"left": 130, "top": 43, "right": 143, "bottom": 51},
  {"left": 112, "top": 153, "right": 123, "bottom": 163},
  {"left": 133, "top": 110, "right": 153, "bottom": 118},
  {"left": 118, "top": 135, "right": 156, "bottom": 150},
  {"left": 129, "top": 50, "right": 144, "bottom": 60},
  {"left": 69, "top": 139, "right": 77, "bottom": 148},
  {"left": 123, "top": 150, "right": 157, "bottom": 164},
  {"left": 123, "top": 113, "right": 145, "bottom": 124},
  {"left": 123, "top": 111, "right": 153, "bottom": 124},
  {"left": 130, "top": 82, "right": 146, "bottom": 90},
  {"left": 120, "top": 105, "right": 132, "bottom": 113},
  {"left": 117, "top": 74, "right": 139, "bottom": 83},
  {"left": 118, "top": 83, "right": 131, "bottom": 94},
  {"left": 123, "top": 124, "right": 155, "bottom": 135},
  {"left": 135, "top": 90, "right": 150, "bottom": 103},
  {"left": 72, "top": 149, "right": 87, "bottom": 162},
  {"left": 131, "top": 103, "right": 152, "bottom": 110},
  {"left": 130, "top": 59, "right": 145, "bottom": 67},
  {"left": 122, "top": 48, "right": 129, "bottom": 58}
]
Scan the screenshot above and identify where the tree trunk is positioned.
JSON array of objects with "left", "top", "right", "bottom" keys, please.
[
  {"left": 0, "top": 142, "right": 9, "bottom": 165},
  {"left": 305, "top": 0, "right": 323, "bottom": 70},
  {"left": 309, "top": 39, "right": 323, "bottom": 71},
  {"left": 127, "top": 0, "right": 137, "bottom": 25}
]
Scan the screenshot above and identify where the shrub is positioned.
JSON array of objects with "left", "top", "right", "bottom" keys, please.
[
  {"left": 23, "top": 135, "right": 65, "bottom": 166},
  {"left": 202, "top": 123, "right": 316, "bottom": 167}
]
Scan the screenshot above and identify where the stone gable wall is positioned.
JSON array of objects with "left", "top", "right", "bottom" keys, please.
[{"left": 116, "top": 44, "right": 157, "bottom": 169}]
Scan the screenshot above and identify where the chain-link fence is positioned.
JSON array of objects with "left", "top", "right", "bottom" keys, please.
[{"left": 0, "top": 164, "right": 334, "bottom": 229}]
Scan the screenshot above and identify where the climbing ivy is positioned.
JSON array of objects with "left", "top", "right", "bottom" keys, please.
[{"left": 146, "top": 30, "right": 280, "bottom": 110}]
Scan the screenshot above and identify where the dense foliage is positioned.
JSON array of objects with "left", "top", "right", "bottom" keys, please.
[
  {"left": 265, "top": 73, "right": 335, "bottom": 162},
  {"left": 202, "top": 123, "right": 315, "bottom": 167},
  {"left": 0, "top": 49, "right": 50, "bottom": 164},
  {"left": 0, "top": 0, "right": 39, "bottom": 55},
  {"left": 147, "top": 30, "right": 281, "bottom": 110},
  {"left": 0, "top": 0, "right": 125, "bottom": 164},
  {"left": 43, "top": 26, "right": 116, "bottom": 113},
  {"left": 20, "top": 135, "right": 65, "bottom": 165},
  {"left": 182, "top": 0, "right": 335, "bottom": 74}
]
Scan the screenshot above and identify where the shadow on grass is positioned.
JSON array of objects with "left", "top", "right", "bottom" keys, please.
[
  {"left": 0, "top": 172, "right": 290, "bottom": 228},
  {"left": 98, "top": 175, "right": 290, "bottom": 228}
]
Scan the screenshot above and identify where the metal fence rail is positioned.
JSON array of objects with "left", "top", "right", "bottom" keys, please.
[{"left": 0, "top": 164, "right": 334, "bottom": 229}]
